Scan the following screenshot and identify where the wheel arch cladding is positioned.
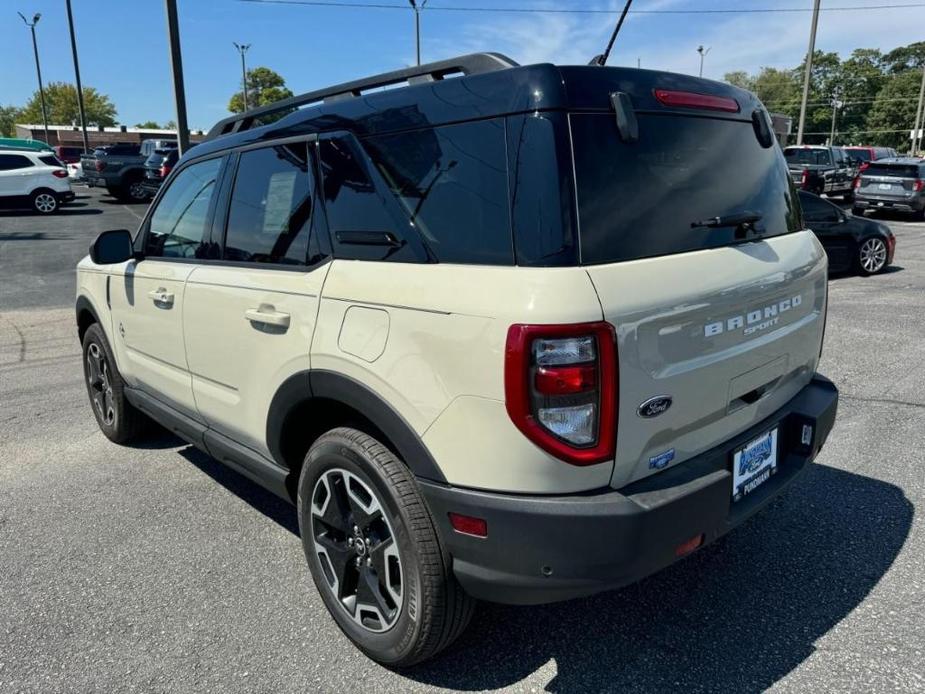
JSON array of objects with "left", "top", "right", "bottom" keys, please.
[
  {"left": 266, "top": 370, "right": 447, "bottom": 490},
  {"left": 76, "top": 295, "right": 101, "bottom": 343}
]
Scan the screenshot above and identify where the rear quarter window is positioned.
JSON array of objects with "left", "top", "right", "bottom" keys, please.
[
  {"left": 362, "top": 118, "right": 512, "bottom": 265},
  {"left": 572, "top": 113, "right": 799, "bottom": 265}
]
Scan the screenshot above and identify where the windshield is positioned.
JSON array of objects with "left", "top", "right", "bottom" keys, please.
[
  {"left": 784, "top": 148, "right": 832, "bottom": 166},
  {"left": 864, "top": 163, "right": 920, "bottom": 178},
  {"left": 847, "top": 149, "right": 872, "bottom": 162},
  {"left": 571, "top": 113, "right": 800, "bottom": 265}
]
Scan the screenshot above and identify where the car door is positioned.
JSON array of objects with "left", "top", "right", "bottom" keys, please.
[
  {"left": 109, "top": 154, "right": 226, "bottom": 417},
  {"left": 183, "top": 139, "right": 330, "bottom": 457},
  {"left": 0, "top": 153, "right": 36, "bottom": 197},
  {"left": 799, "top": 191, "right": 852, "bottom": 271}
]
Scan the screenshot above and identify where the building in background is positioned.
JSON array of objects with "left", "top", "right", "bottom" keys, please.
[{"left": 14, "top": 123, "right": 205, "bottom": 148}]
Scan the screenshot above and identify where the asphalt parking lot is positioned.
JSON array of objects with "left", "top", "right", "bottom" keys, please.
[{"left": 1, "top": 187, "right": 924, "bottom": 693}]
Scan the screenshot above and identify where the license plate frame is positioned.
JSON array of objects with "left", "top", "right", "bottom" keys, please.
[{"left": 732, "top": 427, "right": 778, "bottom": 502}]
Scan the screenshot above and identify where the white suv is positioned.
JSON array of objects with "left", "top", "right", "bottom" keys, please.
[
  {"left": 75, "top": 54, "right": 838, "bottom": 666},
  {"left": 0, "top": 148, "right": 74, "bottom": 214}
]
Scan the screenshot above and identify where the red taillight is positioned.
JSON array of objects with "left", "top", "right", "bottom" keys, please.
[
  {"left": 914, "top": 179, "right": 924, "bottom": 192},
  {"left": 654, "top": 89, "right": 739, "bottom": 113},
  {"left": 95, "top": 160, "right": 105, "bottom": 172},
  {"left": 801, "top": 169, "right": 809, "bottom": 189},
  {"left": 859, "top": 161, "right": 869, "bottom": 172},
  {"left": 159, "top": 164, "right": 172, "bottom": 178},
  {"left": 853, "top": 176, "right": 862, "bottom": 190},
  {"left": 675, "top": 534, "right": 705, "bottom": 557},
  {"left": 505, "top": 322, "right": 617, "bottom": 466},
  {"left": 448, "top": 513, "right": 488, "bottom": 538},
  {"left": 51, "top": 169, "right": 68, "bottom": 179}
]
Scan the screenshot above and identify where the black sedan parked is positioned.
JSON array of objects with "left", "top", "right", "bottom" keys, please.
[{"left": 799, "top": 190, "right": 895, "bottom": 275}]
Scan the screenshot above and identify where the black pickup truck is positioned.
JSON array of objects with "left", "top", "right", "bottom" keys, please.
[
  {"left": 83, "top": 140, "right": 177, "bottom": 202},
  {"left": 784, "top": 145, "right": 859, "bottom": 200}
]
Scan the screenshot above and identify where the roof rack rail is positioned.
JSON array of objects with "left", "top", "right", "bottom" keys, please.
[{"left": 204, "top": 52, "right": 519, "bottom": 141}]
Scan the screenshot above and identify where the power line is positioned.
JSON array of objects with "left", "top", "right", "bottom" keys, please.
[
  {"left": 238, "top": 0, "right": 925, "bottom": 14},
  {"left": 765, "top": 96, "right": 922, "bottom": 106}
]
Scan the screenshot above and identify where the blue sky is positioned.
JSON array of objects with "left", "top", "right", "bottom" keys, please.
[{"left": 2, "top": 0, "right": 923, "bottom": 130}]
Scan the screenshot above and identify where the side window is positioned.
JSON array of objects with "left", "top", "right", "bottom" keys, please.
[
  {"left": 224, "top": 143, "right": 317, "bottom": 266},
  {"left": 363, "top": 119, "right": 512, "bottom": 265},
  {"left": 0, "top": 154, "right": 34, "bottom": 170},
  {"left": 38, "top": 155, "right": 62, "bottom": 167},
  {"left": 318, "top": 137, "right": 422, "bottom": 262},
  {"left": 144, "top": 157, "right": 222, "bottom": 259}
]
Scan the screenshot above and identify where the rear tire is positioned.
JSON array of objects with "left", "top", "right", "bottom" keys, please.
[
  {"left": 81, "top": 323, "right": 148, "bottom": 443},
  {"left": 297, "top": 427, "right": 475, "bottom": 667},
  {"left": 119, "top": 177, "right": 150, "bottom": 203},
  {"left": 31, "top": 189, "right": 58, "bottom": 214}
]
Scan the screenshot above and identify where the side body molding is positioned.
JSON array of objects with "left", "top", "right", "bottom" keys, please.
[{"left": 266, "top": 370, "right": 447, "bottom": 484}]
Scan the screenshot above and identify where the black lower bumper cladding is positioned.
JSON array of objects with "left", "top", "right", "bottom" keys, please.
[{"left": 420, "top": 375, "right": 838, "bottom": 605}]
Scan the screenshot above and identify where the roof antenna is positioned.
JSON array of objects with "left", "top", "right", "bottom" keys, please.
[{"left": 589, "top": 0, "right": 634, "bottom": 66}]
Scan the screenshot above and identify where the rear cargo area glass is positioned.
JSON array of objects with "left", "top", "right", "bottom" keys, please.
[
  {"left": 571, "top": 113, "right": 800, "bottom": 265},
  {"left": 864, "top": 163, "right": 920, "bottom": 178}
]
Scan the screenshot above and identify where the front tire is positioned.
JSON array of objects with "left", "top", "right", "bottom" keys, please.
[
  {"left": 297, "top": 428, "right": 474, "bottom": 667},
  {"left": 858, "top": 236, "right": 888, "bottom": 275},
  {"left": 81, "top": 323, "right": 148, "bottom": 443},
  {"left": 31, "top": 189, "right": 58, "bottom": 214}
]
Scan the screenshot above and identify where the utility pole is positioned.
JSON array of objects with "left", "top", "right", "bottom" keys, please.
[
  {"left": 696, "top": 45, "right": 711, "bottom": 78},
  {"left": 829, "top": 91, "right": 842, "bottom": 145},
  {"left": 796, "top": 0, "right": 821, "bottom": 145},
  {"left": 408, "top": 0, "right": 427, "bottom": 66},
  {"left": 164, "top": 0, "right": 190, "bottom": 154},
  {"left": 233, "top": 42, "right": 251, "bottom": 111},
  {"left": 18, "top": 11, "right": 49, "bottom": 145},
  {"left": 912, "top": 63, "right": 925, "bottom": 155},
  {"left": 65, "top": 0, "right": 90, "bottom": 153}
]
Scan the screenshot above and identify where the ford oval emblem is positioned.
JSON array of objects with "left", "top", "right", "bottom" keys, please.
[{"left": 637, "top": 396, "right": 672, "bottom": 418}]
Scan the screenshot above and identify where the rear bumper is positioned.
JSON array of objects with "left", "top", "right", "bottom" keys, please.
[
  {"left": 420, "top": 375, "right": 838, "bottom": 605},
  {"left": 854, "top": 195, "right": 925, "bottom": 213}
]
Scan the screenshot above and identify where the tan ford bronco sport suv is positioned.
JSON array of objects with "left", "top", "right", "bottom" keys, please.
[{"left": 76, "top": 54, "right": 838, "bottom": 666}]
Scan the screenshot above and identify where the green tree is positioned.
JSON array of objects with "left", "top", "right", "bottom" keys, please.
[
  {"left": 723, "top": 71, "right": 753, "bottom": 90},
  {"left": 0, "top": 105, "right": 20, "bottom": 137},
  {"left": 750, "top": 67, "right": 802, "bottom": 115},
  {"left": 837, "top": 49, "right": 885, "bottom": 143},
  {"left": 18, "top": 82, "right": 116, "bottom": 127},
  {"left": 228, "top": 66, "right": 294, "bottom": 115},
  {"left": 882, "top": 41, "right": 925, "bottom": 73},
  {"left": 866, "top": 70, "right": 922, "bottom": 150},
  {"left": 134, "top": 120, "right": 161, "bottom": 129}
]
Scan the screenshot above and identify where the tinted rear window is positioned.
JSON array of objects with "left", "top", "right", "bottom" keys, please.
[
  {"left": 784, "top": 148, "right": 831, "bottom": 166},
  {"left": 572, "top": 113, "right": 799, "bottom": 265},
  {"left": 864, "top": 163, "right": 920, "bottom": 178},
  {"left": 847, "top": 149, "right": 872, "bottom": 161},
  {"left": 38, "top": 155, "right": 63, "bottom": 166}
]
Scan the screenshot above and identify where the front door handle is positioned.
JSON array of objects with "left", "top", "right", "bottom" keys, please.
[
  {"left": 245, "top": 304, "right": 291, "bottom": 329},
  {"left": 147, "top": 287, "right": 174, "bottom": 307}
]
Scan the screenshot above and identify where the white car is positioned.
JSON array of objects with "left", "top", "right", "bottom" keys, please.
[{"left": 0, "top": 148, "right": 75, "bottom": 214}]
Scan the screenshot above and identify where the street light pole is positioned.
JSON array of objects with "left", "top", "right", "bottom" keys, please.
[
  {"left": 696, "top": 45, "right": 711, "bottom": 78},
  {"left": 829, "top": 92, "right": 842, "bottom": 145},
  {"left": 233, "top": 42, "right": 251, "bottom": 111},
  {"left": 65, "top": 0, "right": 90, "bottom": 153},
  {"left": 18, "top": 11, "right": 49, "bottom": 145},
  {"left": 796, "top": 0, "right": 821, "bottom": 145},
  {"left": 912, "top": 63, "right": 925, "bottom": 155},
  {"left": 408, "top": 0, "right": 427, "bottom": 66},
  {"left": 164, "top": 0, "right": 190, "bottom": 155}
]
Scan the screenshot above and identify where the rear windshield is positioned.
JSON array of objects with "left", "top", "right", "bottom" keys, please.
[
  {"left": 784, "top": 148, "right": 831, "bottom": 166},
  {"left": 864, "top": 163, "right": 921, "bottom": 178},
  {"left": 846, "top": 149, "right": 872, "bottom": 162},
  {"left": 571, "top": 113, "right": 799, "bottom": 265}
]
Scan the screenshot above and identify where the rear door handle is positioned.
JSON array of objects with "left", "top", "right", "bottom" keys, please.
[
  {"left": 147, "top": 287, "right": 174, "bottom": 307},
  {"left": 245, "top": 304, "right": 290, "bottom": 329}
]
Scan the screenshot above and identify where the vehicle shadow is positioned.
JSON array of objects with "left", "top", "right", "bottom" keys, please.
[
  {"left": 170, "top": 444, "right": 911, "bottom": 693},
  {"left": 829, "top": 265, "right": 904, "bottom": 281},
  {"left": 0, "top": 207, "right": 103, "bottom": 218}
]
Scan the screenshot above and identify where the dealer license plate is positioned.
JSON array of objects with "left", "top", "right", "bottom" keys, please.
[
  {"left": 732, "top": 428, "right": 778, "bottom": 502},
  {"left": 879, "top": 183, "right": 893, "bottom": 190}
]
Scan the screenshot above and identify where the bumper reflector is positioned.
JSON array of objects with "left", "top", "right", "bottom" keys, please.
[
  {"left": 675, "top": 533, "right": 704, "bottom": 557},
  {"left": 449, "top": 512, "right": 488, "bottom": 538}
]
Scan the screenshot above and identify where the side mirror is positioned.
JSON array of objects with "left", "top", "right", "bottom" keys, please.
[{"left": 89, "top": 229, "right": 135, "bottom": 265}]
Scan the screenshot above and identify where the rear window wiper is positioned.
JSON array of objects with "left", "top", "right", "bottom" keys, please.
[{"left": 691, "top": 211, "right": 763, "bottom": 229}]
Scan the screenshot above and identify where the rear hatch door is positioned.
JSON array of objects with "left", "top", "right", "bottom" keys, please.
[
  {"left": 858, "top": 162, "right": 921, "bottom": 201},
  {"left": 570, "top": 106, "right": 827, "bottom": 489}
]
